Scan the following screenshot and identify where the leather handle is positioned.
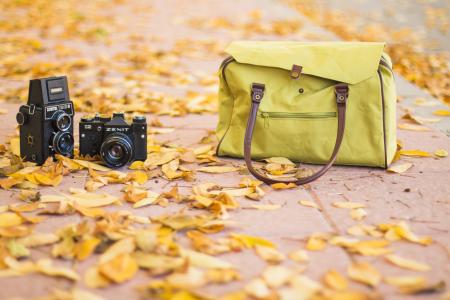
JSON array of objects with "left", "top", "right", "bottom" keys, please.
[{"left": 244, "top": 83, "right": 349, "bottom": 185}]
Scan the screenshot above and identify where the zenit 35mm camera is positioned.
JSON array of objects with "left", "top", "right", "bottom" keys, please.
[
  {"left": 79, "top": 113, "right": 147, "bottom": 168},
  {"left": 16, "top": 76, "right": 74, "bottom": 164}
]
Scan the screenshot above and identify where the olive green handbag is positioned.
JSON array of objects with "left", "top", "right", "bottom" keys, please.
[{"left": 216, "top": 41, "right": 397, "bottom": 184}]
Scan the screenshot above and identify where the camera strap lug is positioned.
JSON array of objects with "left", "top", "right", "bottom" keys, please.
[{"left": 27, "top": 104, "right": 36, "bottom": 115}]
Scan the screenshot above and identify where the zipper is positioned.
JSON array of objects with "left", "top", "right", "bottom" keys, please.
[{"left": 259, "top": 111, "right": 336, "bottom": 128}]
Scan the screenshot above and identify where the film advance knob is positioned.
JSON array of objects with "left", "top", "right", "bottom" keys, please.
[{"left": 16, "top": 112, "right": 27, "bottom": 125}]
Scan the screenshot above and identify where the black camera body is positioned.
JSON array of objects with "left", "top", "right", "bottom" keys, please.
[
  {"left": 16, "top": 76, "right": 74, "bottom": 164},
  {"left": 79, "top": 113, "right": 147, "bottom": 168}
]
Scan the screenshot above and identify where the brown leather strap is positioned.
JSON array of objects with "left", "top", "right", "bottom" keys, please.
[{"left": 244, "top": 83, "right": 349, "bottom": 185}]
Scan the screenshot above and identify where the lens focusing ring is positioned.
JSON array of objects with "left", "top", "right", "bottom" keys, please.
[
  {"left": 100, "top": 133, "right": 133, "bottom": 168},
  {"left": 52, "top": 131, "right": 74, "bottom": 156},
  {"left": 54, "top": 111, "right": 72, "bottom": 131}
]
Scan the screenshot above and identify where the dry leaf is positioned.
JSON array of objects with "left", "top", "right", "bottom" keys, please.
[
  {"left": 254, "top": 245, "right": 285, "bottom": 264},
  {"left": 298, "top": 200, "right": 320, "bottom": 210},
  {"left": 244, "top": 278, "right": 271, "bottom": 299},
  {"left": 387, "top": 161, "right": 413, "bottom": 173},
  {"left": 384, "top": 254, "right": 431, "bottom": 271},
  {"left": 434, "top": 149, "right": 448, "bottom": 157},
  {"left": 0, "top": 213, "right": 23, "bottom": 227},
  {"left": 73, "top": 159, "right": 111, "bottom": 171},
  {"left": 432, "top": 109, "right": 450, "bottom": 116},
  {"left": 270, "top": 182, "right": 297, "bottom": 190},
  {"left": 398, "top": 123, "right": 430, "bottom": 131},
  {"left": 262, "top": 265, "right": 296, "bottom": 288},
  {"left": 351, "top": 208, "right": 367, "bottom": 221},
  {"left": 332, "top": 202, "right": 366, "bottom": 209},
  {"left": 263, "top": 157, "right": 296, "bottom": 165},
  {"left": 306, "top": 236, "right": 327, "bottom": 251},
  {"left": 347, "top": 261, "right": 381, "bottom": 287},
  {"left": 288, "top": 249, "right": 309, "bottom": 263},
  {"left": 398, "top": 149, "right": 431, "bottom": 157},
  {"left": 99, "top": 253, "right": 138, "bottom": 283},
  {"left": 323, "top": 269, "right": 348, "bottom": 291}
]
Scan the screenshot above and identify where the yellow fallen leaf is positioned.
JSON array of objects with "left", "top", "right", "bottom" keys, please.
[
  {"left": 306, "top": 236, "right": 327, "bottom": 251},
  {"left": 73, "top": 159, "right": 111, "bottom": 171},
  {"left": 84, "top": 266, "right": 111, "bottom": 288},
  {"left": 384, "top": 254, "right": 431, "bottom": 271},
  {"left": 126, "top": 171, "right": 148, "bottom": 184},
  {"left": 351, "top": 208, "right": 367, "bottom": 221},
  {"left": 434, "top": 149, "right": 448, "bottom": 157},
  {"left": 166, "top": 267, "right": 207, "bottom": 289},
  {"left": 230, "top": 233, "right": 275, "bottom": 248},
  {"left": 298, "top": 200, "right": 319, "bottom": 210},
  {"left": 255, "top": 245, "right": 285, "bottom": 264},
  {"left": 385, "top": 275, "right": 426, "bottom": 291},
  {"left": 132, "top": 252, "right": 185, "bottom": 275},
  {"left": 193, "top": 145, "right": 213, "bottom": 155},
  {"left": 0, "top": 177, "right": 23, "bottom": 190},
  {"left": 323, "top": 269, "right": 348, "bottom": 291},
  {"left": 18, "top": 233, "right": 59, "bottom": 248},
  {"left": 0, "top": 213, "right": 23, "bottom": 227},
  {"left": 99, "top": 237, "right": 135, "bottom": 264},
  {"left": 180, "top": 248, "right": 233, "bottom": 269},
  {"left": 271, "top": 182, "right": 297, "bottom": 189},
  {"left": 380, "top": 222, "right": 432, "bottom": 245},
  {"left": 128, "top": 161, "right": 145, "bottom": 170},
  {"left": 73, "top": 204, "right": 105, "bottom": 218},
  {"left": 197, "top": 166, "right": 238, "bottom": 173},
  {"left": 398, "top": 123, "right": 429, "bottom": 131},
  {"left": 432, "top": 109, "right": 450, "bottom": 116},
  {"left": 387, "top": 162, "right": 413, "bottom": 173},
  {"left": 263, "top": 157, "right": 296, "bottom": 165},
  {"left": 332, "top": 202, "right": 366, "bottom": 209},
  {"left": 262, "top": 265, "right": 296, "bottom": 288},
  {"left": 398, "top": 149, "right": 431, "bottom": 157},
  {"left": 244, "top": 278, "right": 271, "bottom": 299},
  {"left": 288, "top": 249, "right": 309, "bottom": 263},
  {"left": 75, "top": 238, "right": 101, "bottom": 261},
  {"left": 69, "top": 192, "right": 120, "bottom": 208},
  {"left": 10, "top": 138, "right": 20, "bottom": 157},
  {"left": 99, "top": 253, "right": 138, "bottom": 283},
  {"left": 34, "top": 173, "right": 63, "bottom": 186},
  {"left": 37, "top": 259, "right": 80, "bottom": 281},
  {"left": 347, "top": 261, "right": 381, "bottom": 287}
]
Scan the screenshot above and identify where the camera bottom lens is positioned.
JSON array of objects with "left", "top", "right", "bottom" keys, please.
[
  {"left": 100, "top": 133, "right": 133, "bottom": 168},
  {"left": 52, "top": 131, "right": 74, "bottom": 156}
]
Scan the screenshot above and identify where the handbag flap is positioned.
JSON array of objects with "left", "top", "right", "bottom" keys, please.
[{"left": 225, "top": 41, "right": 385, "bottom": 84}]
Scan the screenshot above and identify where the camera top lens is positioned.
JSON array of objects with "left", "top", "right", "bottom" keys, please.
[
  {"left": 54, "top": 111, "right": 72, "bottom": 131},
  {"left": 52, "top": 131, "right": 74, "bottom": 156},
  {"left": 100, "top": 133, "right": 133, "bottom": 168}
]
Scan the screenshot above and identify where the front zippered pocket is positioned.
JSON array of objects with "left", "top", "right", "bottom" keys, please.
[{"left": 258, "top": 111, "right": 336, "bottom": 128}]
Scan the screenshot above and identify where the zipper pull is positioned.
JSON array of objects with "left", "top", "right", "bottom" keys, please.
[{"left": 261, "top": 112, "right": 269, "bottom": 128}]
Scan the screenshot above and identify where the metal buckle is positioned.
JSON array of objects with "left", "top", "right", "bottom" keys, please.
[
  {"left": 251, "top": 83, "right": 265, "bottom": 104},
  {"left": 291, "top": 64, "right": 302, "bottom": 79},
  {"left": 335, "top": 84, "right": 349, "bottom": 104},
  {"left": 28, "top": 104, "right": 36, "bottom": 115}
]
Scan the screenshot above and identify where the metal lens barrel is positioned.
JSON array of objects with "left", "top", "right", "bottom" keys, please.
[
  {"left": 100, "top": 133, "right": 133, "bottom": 168},
  {"left": 54, "top": 111, "right": 72, "bottom": 131},
  {"left": 52, "top": 131, "right": 74, "bottom": 156}
]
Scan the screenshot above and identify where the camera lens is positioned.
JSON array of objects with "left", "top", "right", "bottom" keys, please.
[
  {"left": 100, "top": 133, "right": 133, "bottom": 168},
  {"left": 52, "top": 131, "right": 74, "bottom": 156},
  {"left": 54, "top": 111, "right": 72, "bottom": 131}
]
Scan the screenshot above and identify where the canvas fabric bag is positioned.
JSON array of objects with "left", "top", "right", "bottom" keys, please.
[{"left": 216, "top": 41, "right": 397, "bottom": 185}]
